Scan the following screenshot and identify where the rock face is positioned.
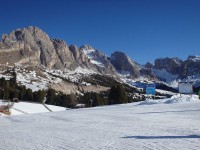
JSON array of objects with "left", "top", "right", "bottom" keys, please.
[
  {"left": 69, "top": 44, "right": 92, "bottom": 68},
  {"left": 79, "top": 44, "right": 117, "bottom": 75},
  {"left": 0, "top": 26, "right": 160, "bottom": 79},
  {"left": 52, "top": 39, "right": 76, "bottom": 69},
  {"left": 1, "top": 26, "right": 199, "bottom": 82},
  {"left": 110, "top": 51, "right": 141, "bottom": 78},
  {"left": 144, "top": 62, "right": 154, "bottom": 69},
  {"left": 154, "top": 56, "right": 200, "bottom": 79},
  {"left": 140, "top": 68, "right": 157, "bottom": 79},
  {"left": 154, "top": 57, "right": 183, "bottom": 75},
  {"left": 181, "top": 56, "right": 200, "bottom": 78},
  {"left": 0, "top": 26, "right": 75, "bottom": 69},
  {"left": 0, "top": 27, "right": 117, "bottom": 75}
]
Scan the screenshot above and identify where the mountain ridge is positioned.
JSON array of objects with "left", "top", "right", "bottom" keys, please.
[{"left": 0, "top": 26, "right": 200, "bottom": 91}]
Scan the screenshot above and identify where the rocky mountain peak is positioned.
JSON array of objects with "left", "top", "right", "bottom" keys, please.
[
  {"left": 181, "top": 55, "right": 200, "bottom": 78},
  {"left": 69, "top": 44, "right": 80, "bottom": 59},
  {"left": 154, "top": 57, "right": 183, "bottom": 75},
  {"left": 110, "top": 51, "right": 126, "bottom": 60},
  {"left": 110, "top": 51, "right": 141, "bottom": 78},
  {"left": 78, "top": 44, "right": 117, "bottom": 75},
  {"left": 6, "top": 26, "right": 48, "bottom": 41},
  {"left": 0, "top": 26, "right": 76, "bottom": 69},
  {"left": 80, "top": 44, "right": 95, "bottom": 51},
  {"left": 144, "top": 62, "right": 154, "bottom": 69},
  {"left": 187, "top": 55, "right": 200, "bottom": 62},
  {"left": 1, "top": 26, "right": 200, "bottom": 84}
]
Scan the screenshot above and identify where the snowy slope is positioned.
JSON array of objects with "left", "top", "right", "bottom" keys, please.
[
  {"left": 16, "top": 70, "right": 48, "bottom": 92},
  {"left": 139, "top": 94, "right": 199, "bottom": 105},
  {"left": 154, "top": 69, "right": 179, "bottom": 87},
  {"left": 0, "top": 96, "right": 200, "bottom": 150},
  {"left": 2, "top": 65, "right": 96, "bottom": 92},
  {"left": 82, "top": 46, "right": 105, "bottom": 67},
  {"left": 0, "top": 100, "right": 66, "bottom": 116}
]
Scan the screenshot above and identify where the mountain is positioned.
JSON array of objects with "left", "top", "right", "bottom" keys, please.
[
  {"left": 110, "top": 51, "right": 141, "bottom": 78},
  {"left": 0, "top": 26, "right": 199, "bottom": 94},
  {"left": 154, "top": 57, "right": 183, "bottom": 75},
  {"left": 0, "top": 26, "right": 76, "bottom": 69},
  {"left": 153, "top": 56, "right": 200, "bottom": 88},
  {"left": 0, "top": 26, "right": 118, "bottom": 75},
  {"left": 182, "top": 55, "right": 200, "bottom": 78},
  {"left": 79, "top": 44, "right": 117, "bottom": 75}
]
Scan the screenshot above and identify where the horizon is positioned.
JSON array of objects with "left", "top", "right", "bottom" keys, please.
[{"left": 1, "top": 0, "right": 200, "bottom": 64}]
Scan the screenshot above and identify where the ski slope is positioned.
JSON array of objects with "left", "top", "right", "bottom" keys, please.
[
  {"left": 0, "top": 95, "right": 200, "bottom": 150},
  {"left": 0, "top": 101, "right": 66, "bottom": 116}
]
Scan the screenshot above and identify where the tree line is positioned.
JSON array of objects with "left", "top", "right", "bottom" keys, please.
[{"left": 0, "top": 74, "right": 135, "bottom": 108}]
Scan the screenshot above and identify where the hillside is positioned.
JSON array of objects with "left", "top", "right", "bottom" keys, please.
[
  {"left": 0, "top": 26, "right": 199, "bottom": 107},
  {"left": 0, "top": 26, "right": 200, "bottom": 93}
]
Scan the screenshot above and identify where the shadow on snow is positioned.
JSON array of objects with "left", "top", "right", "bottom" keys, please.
[
  {"left": 134, "top": 109, "right": 200, "bottom": 115},
  {"left": 121, "top": 135, "right": 200, "bottom": 139}
]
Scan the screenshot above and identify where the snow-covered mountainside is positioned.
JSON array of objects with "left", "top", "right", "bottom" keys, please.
[
  {"left": 1, "top": 62, "right": 120, "bottom": 95},
  {"left": 0, "top": 95, "right": 199, "bottom": 149},
  {"left": 153, "top": 56, "right": 200, "bottom": 88},
  {"left": 79, "top": 44, "right": 117, "bottom": 75},
  {"left": 81, "top": 44, "right": 105, "bottom": 67},
  {"left": 0, "top": 26, "right": 200, "bottom": 95}
]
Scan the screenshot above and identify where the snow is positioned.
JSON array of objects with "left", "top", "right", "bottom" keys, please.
[
  {"left": 0, "top": 100, "right": 66, "bottom": 116},
  {"left": 156, "top": 89, "right": 177, "bottom": 95},
  {"left": 81, "top": 81, "right": 92, "bottom": 86},
  {"left": 120, "top": 77, "right": 155, "bottom": 89},
  {"left": 14, "top": 67, "right": 84, "bottom": 92},
  {"left": 127, "top": 56, "right": 140, "bottom": 70},
  {"left": 154, "top": 69, "right": 179, "bottom": 87},
  {"left": 82, "top": 48, "right": 95, "bottom": 58},
  {"left": 43, "top": 66, "right": 97, "bottom": 84},
  {"left": 118, "top": 70, "right": 131, "bottom": 78},
  {"left": 0, "top": 74, "right": 12, "bottom": 80},
  {"left": 139, "top": 94, "right": 199, "bottom": 105},
  {"left": 188, "top": 55, "right": 200, "bottom": 62},
  {"left": 16, "top": 70, "right": 48, "bottom": 92},
  {"left": 90, "top": 60, "right": 105, "bottom": 67},
  {"left": 73, "top": 66, "right": 96, "bottom": 74},
  {"left": 82, "top": 47, "right": 105, "bottom": 67},
  {"left": 165, "top": 94, "right": 199, "bottom": 104},
  {"left": 0, "top": 96, "right": 200, "bottom": 149}
]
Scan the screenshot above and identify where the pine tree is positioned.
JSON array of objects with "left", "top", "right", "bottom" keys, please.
[
  {"left": 18, "top": 85, "right": 26, "bottom": 100},
  {"left": 66, "top": 94, "right": 77, "bottom": 108},
  {"left": 23, "top": 89, "right": 33, "bottom": 101},
  {"left": 9, "top": 89, "right": 18, "bottom": 99},
  {"left": 80, "top": 92, "right": 91, "bottom": 107},
  {"left": 3, "top": 81, "right": 10, "bottom": 100},
  {"left": 46, "top": 89, "right": 56, "bottom": 105},
  {"left": 60, "top": 93, "right": 69, "bottom": 107},
  {"left": 109, "top": 84, "right": 128, "bottom": 104},
  {"left": 108, "top": 85, "right": 117, "bottom": 104},
  {"left": 33, "top": 90, "right": 46, "bottom": 103},
  {"left": 0, "top": 77, "right": 6, "bottom": 88},
  {"left": 117, "top": 84, "right": 128, "bottom": 103},
  {"left": 93, "top": 93, "right": 104, "bottom": 106},
  {"left": 10, "top": 72, "right": 17, "bottom": 88},
  {"left": 55, "top": 92, "right": 63, "bottom": 106}
]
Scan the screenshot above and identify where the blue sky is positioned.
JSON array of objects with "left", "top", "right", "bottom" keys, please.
[{"left": 1, "top": 0, "right": 200, "bottom": 64}]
